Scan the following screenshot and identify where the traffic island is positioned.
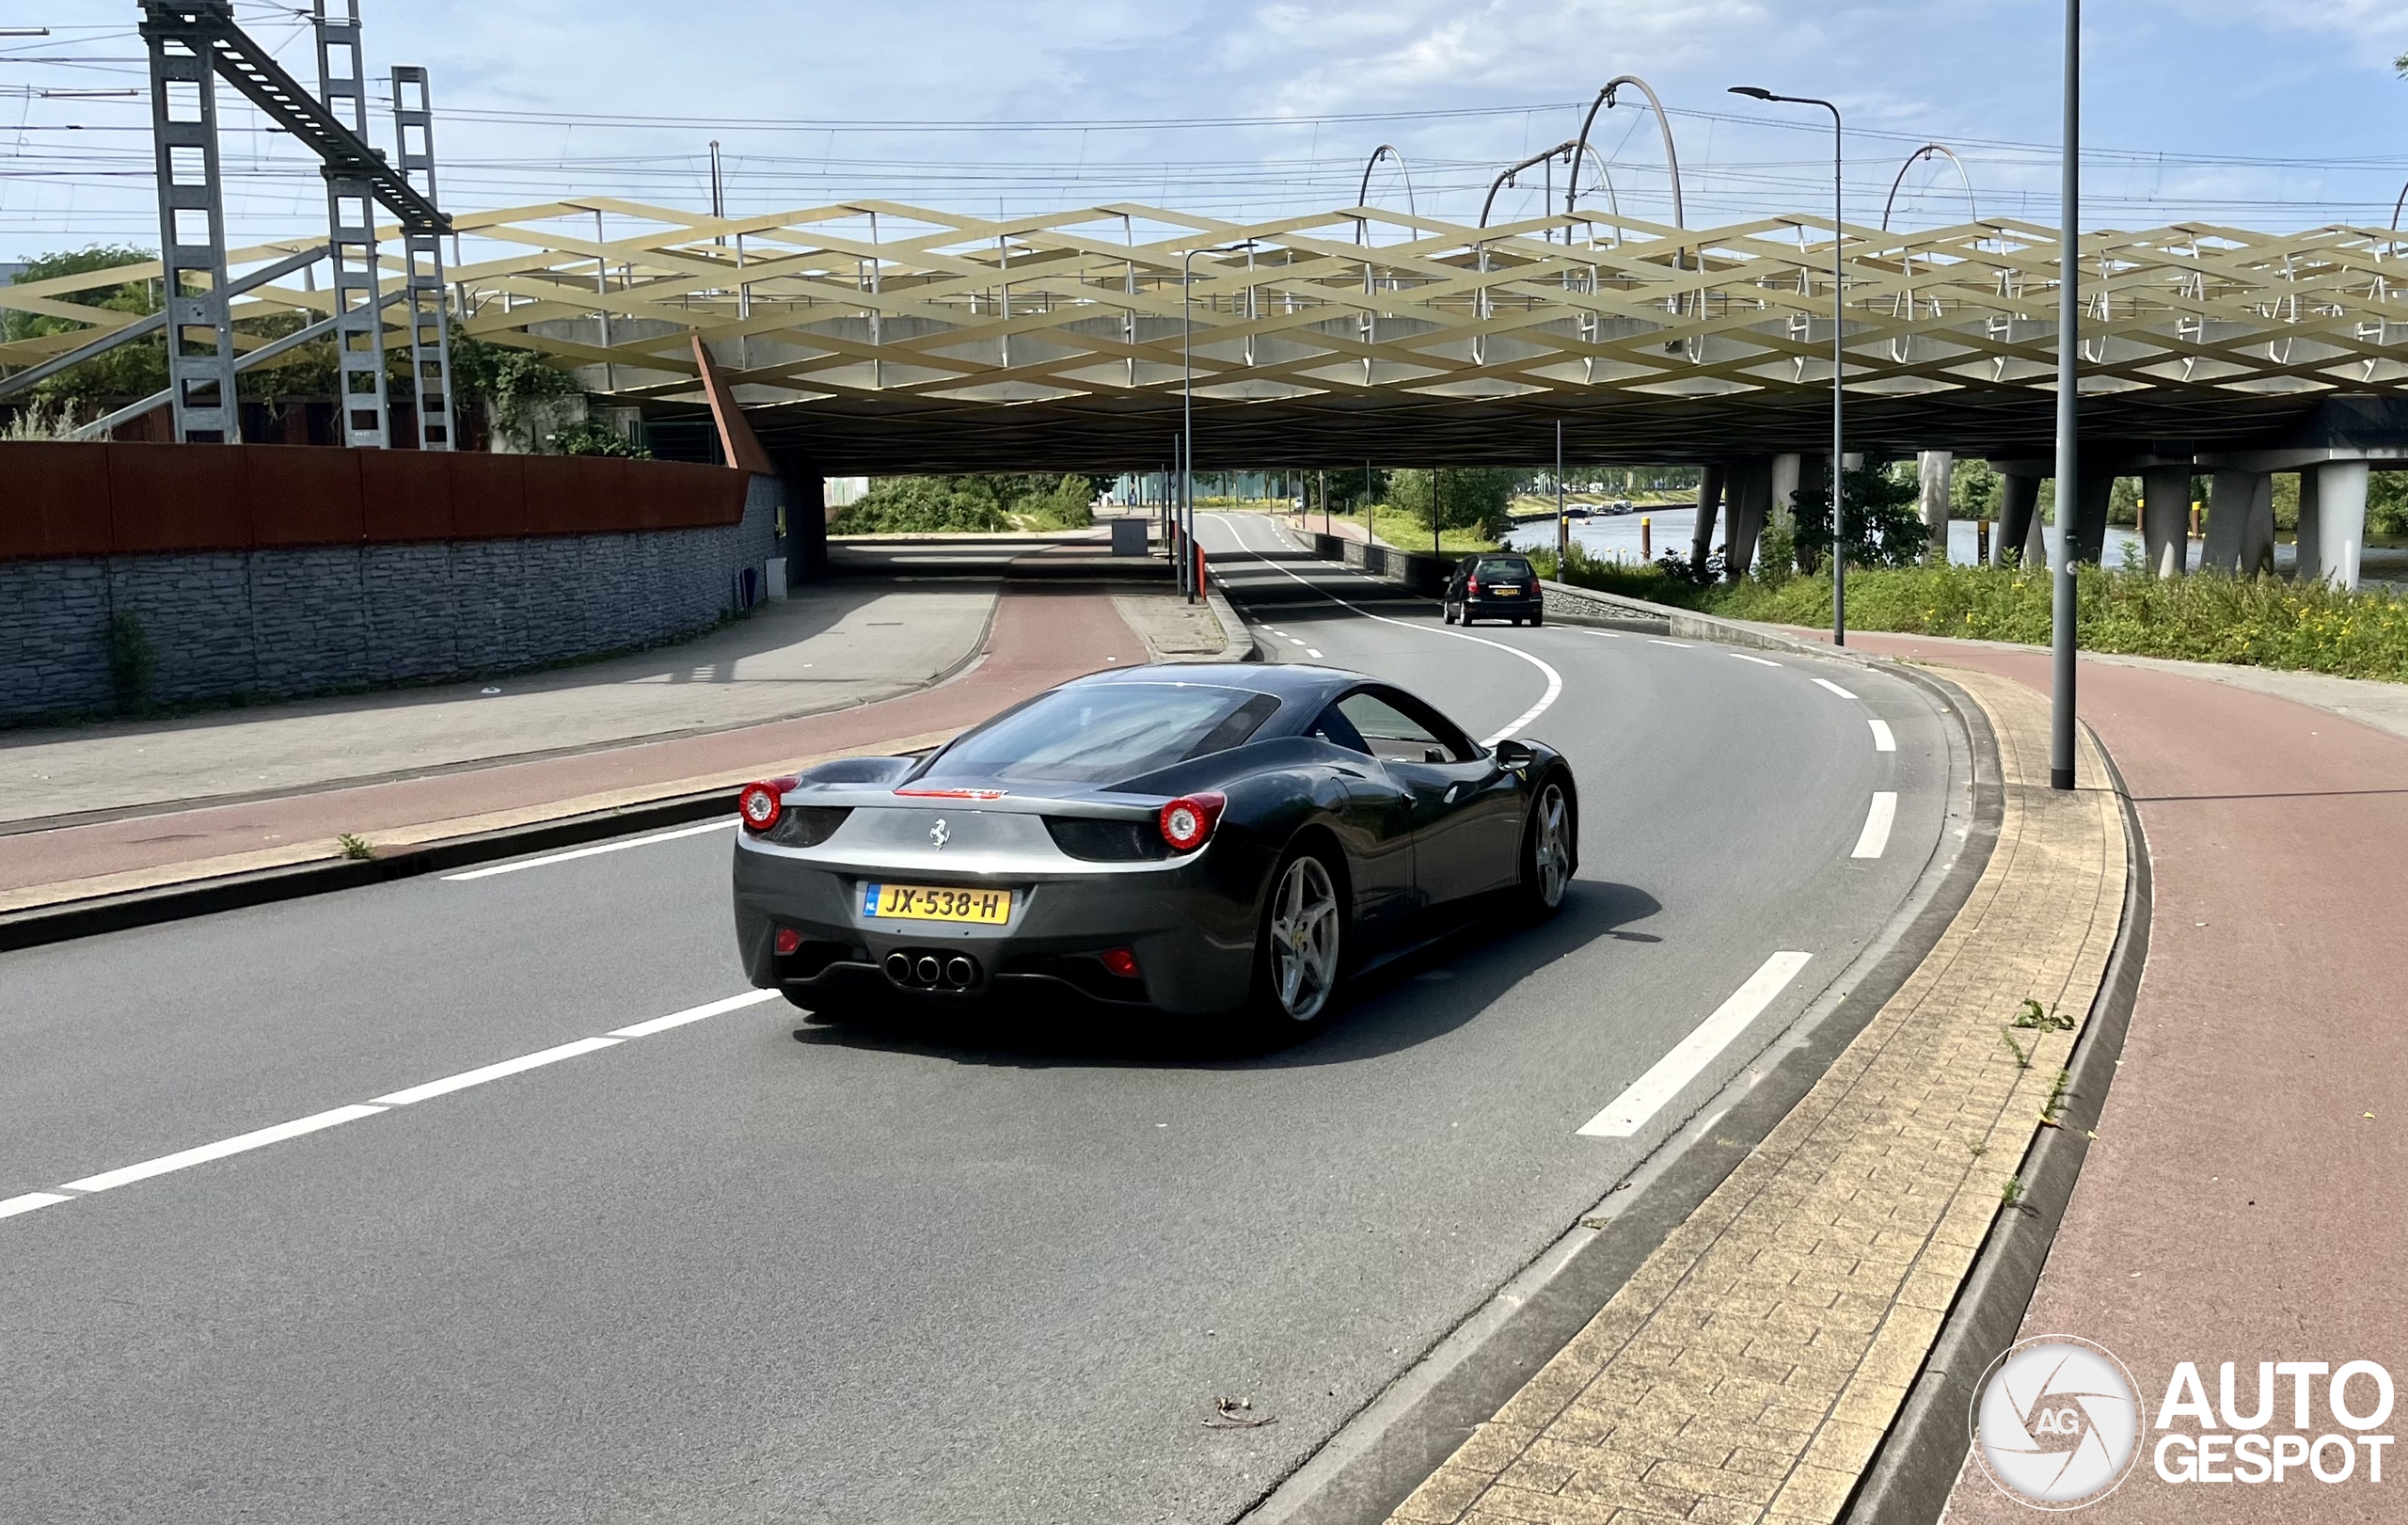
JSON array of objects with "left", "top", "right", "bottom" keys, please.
[{"left": 1382, "top": 667, "right": 2131, "bottom": 1525}]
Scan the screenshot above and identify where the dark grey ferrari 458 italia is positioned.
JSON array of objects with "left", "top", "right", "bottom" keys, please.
[{"left": 732, "top": 662, "right": 1576, "bottom": 1029}]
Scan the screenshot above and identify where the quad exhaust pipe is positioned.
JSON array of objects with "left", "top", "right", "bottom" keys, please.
[{"left": 885, "top": 950, "right": 980, "bottom": 991}]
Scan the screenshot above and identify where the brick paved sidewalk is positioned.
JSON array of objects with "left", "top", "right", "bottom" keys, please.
[
  {"left": 0, "top": 584, "right": 1143, "bottom": 912},
  {"left": 1390, "top": 667, "right": 2129, "bottom": 1525}
]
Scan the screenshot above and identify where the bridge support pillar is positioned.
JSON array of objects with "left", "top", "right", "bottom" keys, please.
[
  {"left": 1692, "top": 464, "right": 1727, "bottom": 571},
  {"left": 2295, "top": 469, "right": 2320, "bottom": 581},
  {"left": 2311, "top": 460, "right": 2369, "bottom": 590},
  {"left": 1917, "top": 452, "right": 1952, "bottom": 564},
  {"left": 1768, "top": 453, "right": 1801, "bottom": 574},
  {"left": 2066, "top": 471, "right": 2115, "bottom": 565},
  {"left": 2203, "top": 469, "right": 2273, "bottom": 576},
  {"left": 1722, "top": 457, "right": 1772, "bottom": 580},
  {"left": 2141, "top": 464, "right": 2192, "bottom": 578},
  {"left": 1995, "top": 469, "right": 2043, "bottom": 568}
]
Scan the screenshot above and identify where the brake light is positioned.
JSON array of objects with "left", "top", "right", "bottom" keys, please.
[
  {"left": 895, "top": 786, "right": 1009, "bottom": 801},
  {"left": 1159, "top": 791, "right": 1226, "bottom": 851},
  {"left": 774, "top": 927, "right": 804, "bottom": 956},
  {"left": 1466, "top": 576, "right": 1481, "bottom": 595},
  {"left": 1100, "top": 947, "right": 1141, "bottom": 979},
  {"left": 737, "top": 777, "right": 797, "bottom": 833}
]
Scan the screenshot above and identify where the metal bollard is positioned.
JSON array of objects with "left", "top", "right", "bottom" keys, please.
[
  {"left": 1977, "top": 517, "right": 1991, "bottom": 564},
  {"left": 1640, "top": 516, "right": 1652, "bottom": 560}
]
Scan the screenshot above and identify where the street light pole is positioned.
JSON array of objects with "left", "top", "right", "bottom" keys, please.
[
  {"left": 1556, "top": 418, "right": 1567, "bottom": 569},
  {"left": 2050, "top": 0, "right": 2082, "bottom": 790},
  {"left": 1730, "top": 85, "right": 1846, "bottom": 646},
  {"left": 1183, "top": 239, "right": 1255, "bottom": 605}
]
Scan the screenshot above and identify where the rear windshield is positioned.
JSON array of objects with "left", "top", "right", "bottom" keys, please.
[
  {"left": 914, "top": 684, "right": 1283, "bottom": 787},
  {"left": 1474, "top": 557, "right": 1534, "bottom": 580}
]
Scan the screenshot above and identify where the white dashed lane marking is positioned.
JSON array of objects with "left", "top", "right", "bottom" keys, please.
[
  {"left": 1812, "top": 677, "right": 1860, "bottom": 699},
  {"left": 1869, "top": 718, "right": 1897, "bottom": 752},
  {"left": 1730, "top": 653, "right": 1782, "bottom": 668},
  {"left": 1852, "top": 792, "right": 1899, "bottom": 859}
]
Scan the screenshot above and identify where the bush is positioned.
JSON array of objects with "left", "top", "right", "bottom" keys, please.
[
  {"left": 1710, "top": 563, "right": 2408, "bottom": 682},
  {"left": 547, "top": 418, "right": 651, "bottom": 458},
  {"left": 1525, "top": 540, "right": 1712, "bottom": 609}
]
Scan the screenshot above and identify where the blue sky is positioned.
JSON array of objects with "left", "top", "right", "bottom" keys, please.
[{"left": 6, "top": 0, "right": 2407, "bottom": 255}]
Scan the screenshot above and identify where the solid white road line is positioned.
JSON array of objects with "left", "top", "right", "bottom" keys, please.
[
  {"left": 8, "top": 988, "right": 782, "bottom": 1223},
  {"left": 1852, "top": 792, "right": 1899, "bottom": 859},
  {"left": 63, "top": 1104, "right": 389, "bottom": 1194},
  {"left": 444, "top": 818, "right": 737, "bottom": 881},
  {"left": 1729, "top": 652, "right": 1782, "bottom": 668},
  {"left": 371, "top": 1037, "right": 623, "bottom": 1107},
  {"left": 1868, "top": 718, "right": 1897, "bottom": 752},
  {"left": 1813, "top": 677, "right": 1860, "bottom": 699},
  {"left": 610, "top": 988, "right": 782, "bottom": 1038},
  {"left": 1647, "top": 638, "right": 1693, "bottom": 648},
  {"left": 1577, "top": 951, "right": 1814, "bottom": 1138},
  {"left": 1202, "top": 513, "right": 1563, "bottom": 747}
]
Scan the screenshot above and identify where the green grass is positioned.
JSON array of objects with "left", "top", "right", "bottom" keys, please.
[
  {"left": 1707, "top": 563, "right": 2408, "bottom": 682},
  {"left": 1313, "top": 502, "right": 1502, "bottom": 557}
]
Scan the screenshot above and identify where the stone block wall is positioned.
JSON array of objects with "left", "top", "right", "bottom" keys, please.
[{"left": 0, "top": 473, "right": 779, "bottom": 724}]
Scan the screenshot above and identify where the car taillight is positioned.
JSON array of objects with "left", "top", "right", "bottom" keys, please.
[
  {"left": 1158, "top": 791, "right": 1226, "bottom": 852},
  {"left": 1100, "top": 947, "right": 1141, "bottom": 979},
  {"left": 1466, "top": 576, "right": 1481, "bottom": 595},
  {"left": 774, "top": 927, "right": 803, "bottom": 956},
  {"left": 737, "top": 777, "right": 796, "bottom": 834}
]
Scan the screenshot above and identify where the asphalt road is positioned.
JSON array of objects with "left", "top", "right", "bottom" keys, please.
[{"left": 0, "top": 523, "right": 1959, "bottom": 1525}]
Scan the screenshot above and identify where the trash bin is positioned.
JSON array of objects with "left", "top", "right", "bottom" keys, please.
[{"left": 1109, "top": 517, "right": 1149, "bottom": 556}]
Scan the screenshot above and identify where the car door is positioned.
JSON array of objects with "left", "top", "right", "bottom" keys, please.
[
  {"left": 1327, "top": 688, "right": 1523, "bottom": 908},
  {"left": 1303, "top": 703, "right": 1416, "bottom": 950}
]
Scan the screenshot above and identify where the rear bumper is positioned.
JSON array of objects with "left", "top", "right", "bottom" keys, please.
[
  {"left": 1463, "top": 595, "right": 1543, "bottom": 619},
  {"left": 732, "top": 840, "right": 1260, "bottom": 1016}
]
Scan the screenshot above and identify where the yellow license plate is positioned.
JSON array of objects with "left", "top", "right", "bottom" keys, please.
[{"left": 861, "top": 882, "right": 1014, "bottom": 925}]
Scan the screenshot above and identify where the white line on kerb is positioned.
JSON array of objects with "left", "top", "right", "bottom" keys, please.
[
  {"left": 1813, "top": 677, "right": 1860, "bottom": 699},
  {"left": 63, "top": 1104, "right": 389, "bottom": 1194},
  {"left": 1868, "top": 718, "right": 1897, "bottom": 753},
  {"left": 1853, "top": 792, "right": 1899, "bottom": 859},
  {"left": 1202, "top": 513, "right": 1562, "bottom": 746},
  {"left": 8, "top": 989, "right": 784, "bottom": 1223},
  {"left": 1577, "top": 951, "right": 1814, "bottom": 1138},
  {"left": 444, "top": 818, "right": 737, "bottom": 881},
  {"left": 1729, "top": 652, "right": 1782, "bottom": 668}
]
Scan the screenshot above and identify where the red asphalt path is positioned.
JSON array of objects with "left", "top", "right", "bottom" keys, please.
[
  {"left": 1, "top": 584, "right": 1142, "bottom": 898},
  {"left": 1796, "top": 633, "right": 2407, "bottom": 1524}
]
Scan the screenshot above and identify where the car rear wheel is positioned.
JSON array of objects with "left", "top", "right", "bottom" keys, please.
[
  {"left": 1519, "top": 778, "right": 1576, "bottom": 913},
  {"left": 1253, "top": 849, "right": 1343, "bottom": 1025}
]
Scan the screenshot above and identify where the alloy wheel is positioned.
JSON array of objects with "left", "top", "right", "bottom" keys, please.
[
  {"left": 1269, "top": 855, "right": 1341, "bottom": 1021},
  {"left": 1532, "top": 783, "right": 1572, "bottom": 908}
]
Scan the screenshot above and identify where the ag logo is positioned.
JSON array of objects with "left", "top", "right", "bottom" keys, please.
[{"left": 1972, "top": 1335, "right": 2146, "bottom": 1509}]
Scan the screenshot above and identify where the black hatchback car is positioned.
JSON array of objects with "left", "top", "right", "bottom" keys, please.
[{"left": 1442, "top": 553, "right": 1544, "bottom": 627}]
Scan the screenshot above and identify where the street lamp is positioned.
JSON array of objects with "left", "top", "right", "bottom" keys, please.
[
  {"left": 1183, "top": 239, "right": 1256, "bottom": 604},
  {"left": 1730, "top": 84, "right": 1847, "bottom": 647}
]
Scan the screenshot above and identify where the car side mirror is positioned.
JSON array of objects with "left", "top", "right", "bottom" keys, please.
[{"left": 1493, "top": 739, "right": 1534, "bottom": 769}]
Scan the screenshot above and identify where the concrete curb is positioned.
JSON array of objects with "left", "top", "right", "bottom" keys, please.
[
  {"left": 1237, "top": 663, "right": 2006, "bottom": 1525},
  {"left": 0, "top": 788, "right": 738, "bottom": 955},
  {"left": 1206, "top": 587, "right": 1259, "bottom": 662},
  {"left": 1840, "top": 724, "right": 2152, "bottom": 1525}
]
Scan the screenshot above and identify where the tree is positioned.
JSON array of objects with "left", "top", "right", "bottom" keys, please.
[
  {"left": 1390, "top": 467, "right": 1517, "bottom": 539},
  {"left": 1793, "top": 458, "right": 1929, "bottom": 570},
  {"left": 3, "top": 246, "right": 166, "bottom": 407},
  {"left": 832, "top": 473, "right": 1096, "bottom": 533},
  {"left": 1950, "top": 456, "right": 2002, "bottom": 519}
]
